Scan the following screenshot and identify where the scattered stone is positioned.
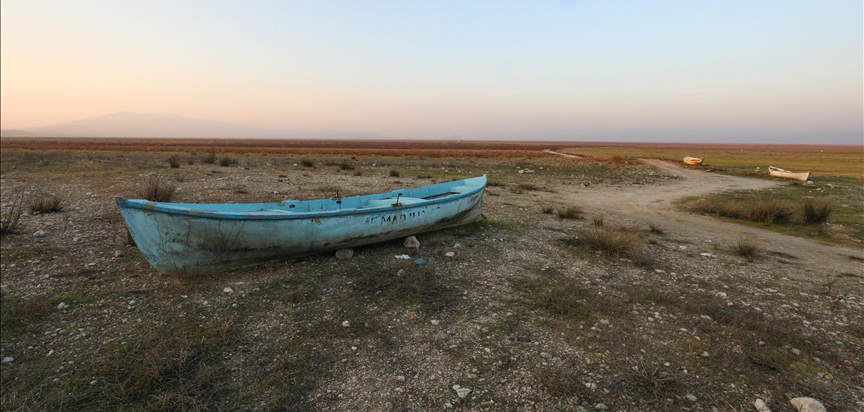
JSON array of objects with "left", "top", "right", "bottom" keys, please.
[
  {"left": 789, "top": 397, "right": 826, "bottom": 412},
  {"left": 396, "top": 375, "right": 405, "bottom": 381},
  {"left": 445, "top": 251, "right": 455, "bottom": 257},
  {"left": 585, "top": 382, "right": 597, "bottom": 390},
  {"left": 599, "top": 319, "right": 610, "bottom": 325},
  {"left": 57, "top": 302, "right": 67, "bottom": 310},
  {"left": 342, "top": 320, "right": 350, "bottom": 327},
  {"left": 444, "top": 402, "right": 453, "bottom": 408},
  {"left": 790, "top": 348, "right": 801, "bottom": 356},
  {"left": 33, "top": 230, "right": 46, "bottom": 237},
  {"left": 685, "top": 393, "right": 697, "bottom": 402},
  {"left": 754, "top": 399, "right": 772, "bottom": 412},
  {"left": 594, "top": 403, "right": 609, "bottom": 410},
  {"left": 223, "top": 287, "right": 233, "bottom": 293},
  {"left": 452, "top": 385, "right": 471, "bottom": 398},
  {"left": 114, "top": 250, "right": 125, "bottom": 258},
  {"left": 335, "top": 249, "right": 354, "bottom": 259},
  {"left": 403, "top": 236, "right": 420, "bottom": 250},
  {"left": 701, "top": 351, "right": 710, "bottom": 357},
  {"left": 540, "top": 352, "right": 552, "bottom": 359},
  {"left": 128, "top": 300, "right": 135, "bottom": 305},
  {"left": 430, "top": 319, "right": 440, "bottom": 325},
  {"left": 396, "top": 269, "right": 405, "bottom": 276},
  {"left": 1, "top": 357, "right": 13, "bottom": 364}
]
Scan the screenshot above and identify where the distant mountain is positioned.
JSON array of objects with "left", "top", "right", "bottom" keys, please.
[{"left": 12, "top": 112, "right": 393, "bottom": 140}]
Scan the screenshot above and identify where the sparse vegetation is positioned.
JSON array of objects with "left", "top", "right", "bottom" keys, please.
[
  {"left": 648, "top": 222, "right": 664, "bottom": 234},
  {"left": 28, "top": 192, "right": 64, "bottom": 214},
  {"left": 201, "top": 150, "right": 217, "bottom": 164},
  {"left": 541, "top": 205, "right": 555, "bottom": 214},
  {"left": 389, "top": 168, "right": 400, "bottom": 177},
  {"left": 517, "top": 182, "right": 541, "bottom": 191},
  {"left": 136, "top": 176, "right": 177, "bottom": 202},
  {"left": 592, "top": 215, "right": 604, "bottom": 227},
  {"left": 338, "top": 160, "right": 355, "bottom": 170},
  {"left": 301, "top": 158, "right": 315, "bottom": 167}
]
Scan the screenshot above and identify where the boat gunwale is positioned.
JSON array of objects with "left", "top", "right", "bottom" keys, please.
[{"left": 116, "top": 176, "right": 486, "bottom": 221}]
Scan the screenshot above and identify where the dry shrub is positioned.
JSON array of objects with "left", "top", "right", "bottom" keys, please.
[
  {"left": 389, "top": 169, "right": 400, "bottom": 177},
  {"left": 136, "top": 176, "right": 176, "bottom": 202},
  {"left": 558, "top": 206, "right": 583, "bottom": 220},
  {"left": 28, "top": 192, "right": 64, "bottom": 214},
  {"left": 300, "top": 158, "right": 315, "bottom": 167},
  {"left": 802, "top": 198, "right": 833, "bottom": 225},
  {"left": 166, "top": 154, "right": 181, "bottom": 168},
  {"left": 592, "top": 216, "right": 604, "bottom": 227},
  {"left": 339, "top": 161, "right": 355, "bottom": 170},
  {"left": 749, "top": 200, "right": 793, "bottom": 224},
  {"left": 218, "top": 156, "right": 237, "bottom": 167},
  {"left": 541, "top": 205, "right": 555, "bottom": 214},
  {"left": 200, "top": 151, "right": 217, "bottom": 164},
  {"left": 734, "top": 236, "right": 762, "bottom": 260},
  {"left": 1, "top": 190, "right": 26, "bottom": 234},
  {"left": 579, "top": 227, "right": 639, "bottom": 256}
]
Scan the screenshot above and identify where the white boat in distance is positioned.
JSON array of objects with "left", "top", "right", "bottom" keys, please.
[{"left": 768, "top": 166, "right": 810, "bottom": 181}]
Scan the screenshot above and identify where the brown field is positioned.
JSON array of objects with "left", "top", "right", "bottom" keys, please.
[{"left": 1, "top": 141, "right": 862, "bottom": 411}]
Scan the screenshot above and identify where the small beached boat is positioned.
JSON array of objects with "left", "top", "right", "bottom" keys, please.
[
  {"left": 768, "top": 166, "right": 810, "bottom": 181},
  {"left": 117, "top": 175, "right": 487, "bottom": 276},
  {"left": 683, "top": 157, "right": 703, "bottom": 165}
]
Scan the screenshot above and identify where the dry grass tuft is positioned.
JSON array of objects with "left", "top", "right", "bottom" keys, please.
[
  {"left": 301, "top": 158, "right": 315, "bottom": 167},
  {"left": 557, "top": 206, "right": 583, "bottom": 220},
  {"left": 28, "top": 192, "right": 64, "bottom": 214},
  {"left": 592, "top": 216, "right": 605, "bottom": 227},
  {"left": 734, "top": 236, "right": 762, "bottom": 260},
  {"left": 541, "top": 205, "right": 556, "bottom": 214},
  {"left": 339, "top": 161, "right": 355, "bottom": 170},
  {"left": 389, "top": 169, "right": 400, "bottom": 177},
  {"left": 218, "top": 156, "right": 237, "bottom": 167},
  {"left": 578, "top": 227, "right": 639, "bottom": 256},
  {"left": 749, "top": 200, "right": 793, "bottom": 224},
  {"left": 517, "top": 182, "right": 541, "bottom": 191},
  {"left": 802, "top": 198, "right": 833, "bottom": 225}
]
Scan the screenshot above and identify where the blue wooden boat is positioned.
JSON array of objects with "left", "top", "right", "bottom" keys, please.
[{"left": 116, "top": 175, "right": 486, "bottom": 276}]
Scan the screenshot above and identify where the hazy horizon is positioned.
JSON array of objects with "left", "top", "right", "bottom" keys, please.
[{"left": 2, "top": 2, "right": 861, "bottom": 144}]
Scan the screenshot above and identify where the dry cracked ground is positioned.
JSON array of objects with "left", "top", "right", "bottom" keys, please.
[{"left": 1, "top": 151, "right": 862, "bottom": 411}]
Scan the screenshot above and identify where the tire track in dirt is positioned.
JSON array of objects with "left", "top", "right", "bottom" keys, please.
[{"left": 545, "top": 158, "right": 862, "bottom": 275}]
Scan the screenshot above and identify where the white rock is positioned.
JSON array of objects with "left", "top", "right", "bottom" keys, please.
[
  {"left": 754, "top": 399, "right": 772, "bottom": 412},
  {"left": 114, "top": 250, "right": 125, "bottom": 258},
  {"left": 33, "top": 230, "right": 46, "bottom": 237},
  {"left": 396, "top": 375, "right": 405, "bottom": 381},
  {"left": 335, "top": 249, "right": 354, "bottom": 259},
  {"left": 585, "top": 382, "right": 597, "bottom": 390},
  {"left": 403, "top": 236, "right": 420, "bottom": 249},
  {"left": 128, "top": 300, "right": 135, "bottom": 305},
  {"left": 599, "top": 319, "right": 610, "bottom": 325},
  {"left": 1, "top": 357, "right": 13, "bottom": 364},
  {"left": 452, "top": 385, "right": 471, "bottom": 398},
  {"left": 789, "top": 397, "right": 826, "bottom": 412},
  {"left": 223, "top": 287, "right": 233, "bottom": 293},
  {"left": 430, "top": 319, "right": 440, "bottom": 325},
  {"left": 57, "top": 302, "right": 67, "bottom": 310},
  {"left": 701, "top": 351, "right": 710, "bottom": 357},
  {"left": 445, "top": 252, "right": 455, "bottom": 257},
  {"left": 594, "top": 403, "right": 609, "bottom": 410},
  {"left": 342, "top": 320, "right": 350, "bottom": 327},
  {"left": 790, "top": 348, "right": 801, "bottom": 356},
  {"left": 685, "top": 393, "right": 697, "bottom": 402}
]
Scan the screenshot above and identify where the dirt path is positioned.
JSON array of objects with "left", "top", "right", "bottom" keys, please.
[{"left": 544, "top": 158, "right": 863, "bottom": 275}]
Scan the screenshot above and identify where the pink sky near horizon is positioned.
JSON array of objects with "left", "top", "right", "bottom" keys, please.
[{"left": 1, "top": 1, "right": 861, "bottom": 142}]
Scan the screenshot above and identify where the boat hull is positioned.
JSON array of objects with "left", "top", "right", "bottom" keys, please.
[
  {"left": 768, "top": 167, "right": 810, "bottom": 181},
  {"left": 117, "top": 177, "right": 485, "bottom": 276}
]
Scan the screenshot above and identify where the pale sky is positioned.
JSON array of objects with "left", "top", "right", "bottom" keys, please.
[{"left": 1, "top": 1, "right": 862, "bottom": 142}]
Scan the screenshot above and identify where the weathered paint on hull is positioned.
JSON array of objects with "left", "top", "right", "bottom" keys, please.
[{"left": 117, "top": 177, "right": 485, "bottom": 276}]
